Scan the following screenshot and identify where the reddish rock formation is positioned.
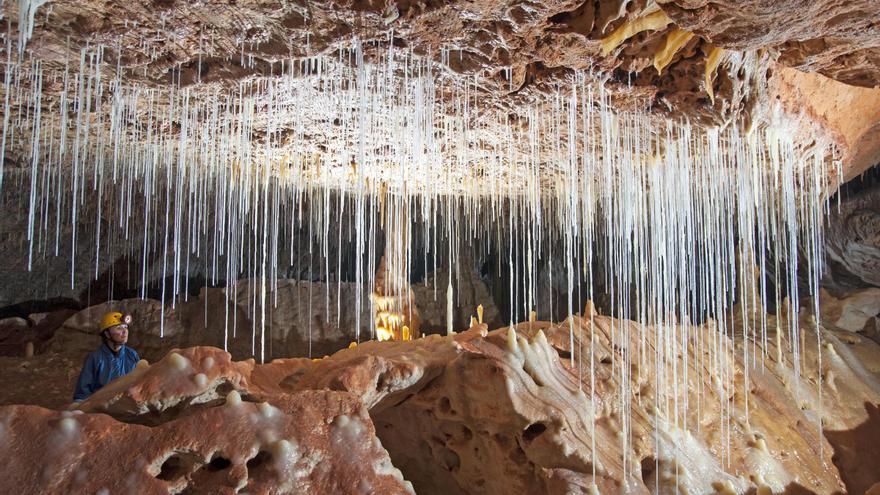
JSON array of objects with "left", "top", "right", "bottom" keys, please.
[
  {"left": 2, "top": 304, "right": 880, "bottom": 493},
  {"left": 0, "top": 390, "right": 413, "bottom": 494}
]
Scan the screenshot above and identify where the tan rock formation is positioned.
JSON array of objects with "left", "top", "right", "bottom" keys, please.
[
  {"left": 285, "top": 314, "right": 880, "bottom": 493},
  {"left": 60, "top": 298, "right": 187, "bottom": 338},
  {"left": 9, "top": 0, "right": 865, "bottom": 130},
  {"left": 4, "top": 305, "right": 880, "bottom": 493},
  {"left": 228, "top": 279, "right": 373, "bottom": 357},
  {"left": 820, "top": 288, "right": 880, "bottom": 334},
  {"left": 412, "top": 263, "right": 503, "bottom": 333},
  {"left": 767, "top": 65, "right": 880, "bottom": 180}
]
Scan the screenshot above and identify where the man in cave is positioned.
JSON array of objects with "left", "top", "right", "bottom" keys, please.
[{"left": 72, "top": 311, "right": 141, "bottom": 403}]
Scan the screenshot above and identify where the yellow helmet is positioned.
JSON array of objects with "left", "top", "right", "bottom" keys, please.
[{"left": 99, "top": 312, "right": 126, "bottom": 332}]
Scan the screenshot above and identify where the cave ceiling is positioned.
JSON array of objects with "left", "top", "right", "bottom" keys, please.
[
  {"left": 2, "top": 0, "right": 879, "bottom": 187},
  {"left": 23, "top": 0, "right": 877, "bottom": 116}
]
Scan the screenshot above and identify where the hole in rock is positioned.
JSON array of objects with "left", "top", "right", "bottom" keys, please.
[
  {"left": 479, "top": 258, "right": 491, "bottom": 279},
  {"left": 156, "top": 453, "right": 192, "bottom": 481},
  {"left": 460, "top": 425, "right": 473, "bottom": 441},
  {"left": 438, "top": 445, "right": 460, "bottom": 471},
  {"left": 246, "top": 450, "right": 272, "bottom": 471},
  {"left": 825, "top": 402, "right": 880, "bottom": 494},
  {"left": 372, "top": 411, "right": 470, "bottom": 495},
  {"left": 522, "top": 422, "right": 547, "bottom": 442},
  {"left": 376, "top": 371, "right": 391, "bottom": 391},
  {"left": 555, "top": 348, "right": 572, "bottom": 359},
  {"left": 438, "top": 397, "right": 452, "bottom": 414},
  {"left": 187, "top": 452, "right": 235, "bottom": 492},
  {"left": 113, "top": 382, "right": 250, "bottom": 427},
  {"left": 640, "top": 456, "right": 656, "bottom": 483},
  {"left": 206, "top": 455, "right": 232, "bottom": 471}
]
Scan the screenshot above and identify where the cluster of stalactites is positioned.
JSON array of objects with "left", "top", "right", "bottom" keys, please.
[{"left": 0, "top": 23, "right": 843, "bottom": 481}]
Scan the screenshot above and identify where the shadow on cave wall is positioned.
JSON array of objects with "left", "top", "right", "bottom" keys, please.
[{"left": 824, "top": 402, "right": 880, "bottom": 494}]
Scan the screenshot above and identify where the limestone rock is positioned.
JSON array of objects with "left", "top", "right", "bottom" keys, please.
[
  {"left": 658, "top": 0, "right": 880, "bottom": 87},
  {"left": 767, "top": 65, "right": 880, "bottom": 181},
  {"left": 6, "top": 305, "right": 880, "bottom": 493},
  {"left": 77, "top": 346, "right": 255, "bottom": 424},
  {"left": 286, "top": 327, "right": 622, "bottom": 493},
  {"left": 413, "top": 265, "right": 503, "bottom": 334},
  {"left": 823, "top": 185, "right": 880, "bottom": 289},
  {"left": 59, "top": 298, "right": 186, "bottom": 338},
  {"left": 228, "top": 279, "right": 372, "bottom": 358},
  {"left": 820, "top": 288, "right": 880, "bottom": 334},
  {"left": 0, "top": 391, "right": 414, "bottom": 494},
  {"left": 286, "top": 320, "right": 832, "bottom": 493},
  {"left": 0, "top": 317, "right": 28, "bottom": 329}
]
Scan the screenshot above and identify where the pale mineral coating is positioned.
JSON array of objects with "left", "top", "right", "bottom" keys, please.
[
  {"left": 0, "top": 390, "right": 413, "bottom": 494},
  {"left": 657, "top": 0, "right": 880, "bottom": 87}
]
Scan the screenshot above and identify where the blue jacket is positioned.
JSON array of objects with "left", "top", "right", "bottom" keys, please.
[{"left": 73, "top": 343, "right": 140, "bottom": 402}]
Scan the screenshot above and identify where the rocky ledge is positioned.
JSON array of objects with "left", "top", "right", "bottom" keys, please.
[{"left": 1, "top": 309, "right": 879, "bottom": 494}]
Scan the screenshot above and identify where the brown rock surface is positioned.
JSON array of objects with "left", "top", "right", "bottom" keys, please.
[
  {"left": 285, "top": 314, "right": 880, "bottom": 493},
  {"left": 229, "top": 279, "right": 373, "bottom": 358},
  {"left": 0, "top": 390, "right": 413, "bottom": 494},
  {"left": 657, "top": 0, "right": 880, "bottom": 87},
  {"left": 5, "top": 0, "right": 860, "bottom": 132},
  {"left": 77, "top": 346, "right": 254, "bottom": 424},
  {"left": 2, "top": 305, "right": 880, "bottom": 493}
]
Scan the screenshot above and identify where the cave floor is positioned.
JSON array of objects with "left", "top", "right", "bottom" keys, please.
[{"left": 0, "top": 353, "right": 80, "bottom": 410}]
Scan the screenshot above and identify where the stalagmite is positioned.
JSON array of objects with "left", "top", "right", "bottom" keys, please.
[
  {"left": 446, "top": 281, "right": 454, "bottom": 335},
  {"left": 226, "top": 389, "right": 242, "bottom": 407},
  {"left": 584, "top": 299, "right": 597, "bottom": 317}
]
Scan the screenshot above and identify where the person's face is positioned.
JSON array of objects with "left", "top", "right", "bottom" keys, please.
[{"left": 106, "top": 324, "right": 129, "bottom": 345}]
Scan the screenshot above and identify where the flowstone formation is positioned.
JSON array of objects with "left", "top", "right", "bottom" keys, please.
[{"left": 2, "top": 310, "right": 878, "bottom": 494}]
